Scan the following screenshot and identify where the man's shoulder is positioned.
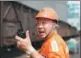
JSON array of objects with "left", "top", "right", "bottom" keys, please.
[
  {"left": 51, "top": 33, "right": 66, "bottom": 46},
  {"left": 51, "top": 33, "right": 63, "bottom": 40}
]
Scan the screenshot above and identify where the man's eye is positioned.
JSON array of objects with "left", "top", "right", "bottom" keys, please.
[
  {"left": 36, "top": 22, "right": 40, "bottom": 26},
  {"left": 42, "top": 22, "right": 46, "bottom": 24},
  {"left": 36, "top": 22, "right": 47, "bottom": 26}
]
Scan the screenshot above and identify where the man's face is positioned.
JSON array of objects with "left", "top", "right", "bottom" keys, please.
[{"left": 36, "top": 18, "right": 56, "bottom": 39}]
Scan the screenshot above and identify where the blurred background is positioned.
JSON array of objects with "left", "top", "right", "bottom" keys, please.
[{"left": 0, "top": 1, "right": 80, "bottom": 58}]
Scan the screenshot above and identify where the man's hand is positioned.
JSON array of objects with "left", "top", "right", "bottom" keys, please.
[{"left": 15, "top": 30, "right": 33, "bottom": 51}]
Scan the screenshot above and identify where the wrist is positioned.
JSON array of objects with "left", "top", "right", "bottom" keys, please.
[{"left": 26, "top": 46, "right": 35, "bottom": 55}]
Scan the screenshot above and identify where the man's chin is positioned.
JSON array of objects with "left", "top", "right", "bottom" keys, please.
[{"left": 39, "top": 34, "right": 46, "bottom": 39}]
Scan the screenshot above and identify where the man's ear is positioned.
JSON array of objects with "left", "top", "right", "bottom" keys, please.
[{"left": 53, "top": 24, "right": 59, "bottom": 29}]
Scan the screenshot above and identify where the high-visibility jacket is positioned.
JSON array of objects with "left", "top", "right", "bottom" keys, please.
[{"left": 39, "top": 30, "right": 70, "bottom": 58}]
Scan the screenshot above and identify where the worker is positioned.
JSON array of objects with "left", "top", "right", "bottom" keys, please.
[{"left": 15, "top": 7, "right": 70, "bottom": 58}]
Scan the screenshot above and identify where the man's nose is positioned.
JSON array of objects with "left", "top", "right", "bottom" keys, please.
[{"left": 37, "top": 23, "right": 43, "bottom": 28}]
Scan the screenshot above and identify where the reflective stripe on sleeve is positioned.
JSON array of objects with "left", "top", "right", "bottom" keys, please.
[{"left": 51, "top": 40, "right": 59, "bottom": 52}]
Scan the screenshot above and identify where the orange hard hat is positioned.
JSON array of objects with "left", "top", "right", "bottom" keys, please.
[{"left": 35, "top": 7, "right": 58, "bottom": 23}]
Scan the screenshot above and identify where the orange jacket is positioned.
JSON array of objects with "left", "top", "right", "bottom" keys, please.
[{"left": 39, "top": 30, "right": 70, "bottom": 58}]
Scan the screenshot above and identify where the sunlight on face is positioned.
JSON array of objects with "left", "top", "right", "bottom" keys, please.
[{"left": 36, "top": 18, "right": 56, "bottom": 39}]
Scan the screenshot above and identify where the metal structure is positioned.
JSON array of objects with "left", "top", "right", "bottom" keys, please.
[
  {"left": 0, "top": 1, "right": 79, "bottom": 47},
  {"left": 0, "top": 1, "right": 80, "bottom": 58},
  {"left": 0, "top": 1, "right": 38, "bottom": 47}
]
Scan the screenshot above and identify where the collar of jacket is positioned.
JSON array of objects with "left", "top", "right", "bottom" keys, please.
[{"left": 44, "top": 29, "right": 58, "bottom": 41}]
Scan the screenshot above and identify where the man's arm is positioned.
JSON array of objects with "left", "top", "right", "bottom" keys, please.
[
  {"left": 15, "top": 31, "right": 44, "bottom": 58},
  {"left": 25, "top": 47, "right": 44, "bottom": 58}
]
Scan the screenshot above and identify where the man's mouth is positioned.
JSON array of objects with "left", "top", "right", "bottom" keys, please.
[
  {"left": 38, "top": 30, "right": 46, "bottom": 38},
  {"left": 39, "top": 31, "right": 44, "bottom": 34}
]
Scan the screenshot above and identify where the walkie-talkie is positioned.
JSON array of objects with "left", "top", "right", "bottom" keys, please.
[
  {"left": 12, "top": 3, "right": 26, "bottom": 39},
  {"left": 17, "top": 29, "right": 26, "bottom": 38},
  {"left": 15, "top": 14, "right": 26, "bottom": 38},
  {"left": 16, "top": 20, "right": 26, "bottom": 38}
]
